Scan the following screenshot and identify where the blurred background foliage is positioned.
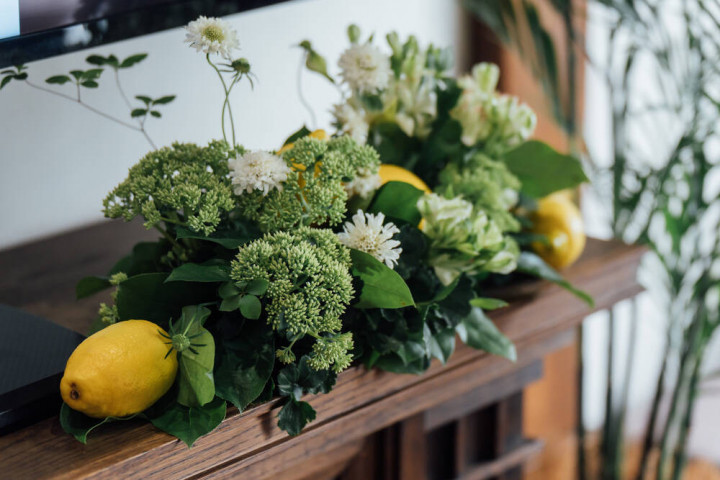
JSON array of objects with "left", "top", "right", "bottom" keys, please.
[{"left": 464, "top": 0, "right": 720, "bottom": 479}]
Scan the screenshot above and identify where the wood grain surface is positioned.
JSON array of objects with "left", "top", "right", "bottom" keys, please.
[{"left": 0, "top": 220, "right": 646, "bottom": 479}]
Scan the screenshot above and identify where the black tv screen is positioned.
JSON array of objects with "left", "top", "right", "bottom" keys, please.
[{"left": 0, "top": 0, "right": 290, "bottom": 68}]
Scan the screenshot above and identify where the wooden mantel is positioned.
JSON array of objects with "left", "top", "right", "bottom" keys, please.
[{"left": 0, "top": 220, "right": 645, "bottom": 480}]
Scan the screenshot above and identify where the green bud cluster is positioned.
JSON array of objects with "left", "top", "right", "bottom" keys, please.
[
  {"left": 103, "top": 141, "right": 236, "bottom": 236},
  {"left": 231, "top": 227, "right": 354, "bottom": 372},
  {"left": 308, "top": 333, "right": 354, "bottom": 373},
  {"left": 238, "top": 136, "right": 379, "bottom": 232}
]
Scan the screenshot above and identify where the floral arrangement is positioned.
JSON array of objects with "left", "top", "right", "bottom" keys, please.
[{"left": 12, "top": 18, "right": 591, "bottom": 446}]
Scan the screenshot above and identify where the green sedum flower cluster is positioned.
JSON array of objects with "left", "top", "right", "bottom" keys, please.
[
  {"left": 437, "top": 153, "right": 522, "bottom": 233},
  {"left": 237, "top": 136, "right": 379, "bottom": 231},
  {"left": 103, "top": 141, "right": 236, "bottom": 235},
  {"left": 230, "top": 227, "right": 355, "bottom": 372},
  {"left": 417, "top": 193, "right": 519, "bottom": 285}
]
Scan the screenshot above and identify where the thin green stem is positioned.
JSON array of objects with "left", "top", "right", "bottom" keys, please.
[
  {"left": 297, "top": 56, "right": 317, "bottom": 129},
  {"left": 671, "top": 351, "right": 704, "bottom": 480},
  {"left": 207, "top": 54, "right": 237, "bottom": 147}
]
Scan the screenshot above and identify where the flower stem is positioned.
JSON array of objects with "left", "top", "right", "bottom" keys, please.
[
  {"left": 207, "top": 54, "right": 237, "bottom": 147},
  {"left": 297, "top": 56, "right": 317, "bottom": 129}
]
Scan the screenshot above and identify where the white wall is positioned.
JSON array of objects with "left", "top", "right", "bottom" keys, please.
[{"left": 0, "top": 0, "right": 465, "bottom": 250}]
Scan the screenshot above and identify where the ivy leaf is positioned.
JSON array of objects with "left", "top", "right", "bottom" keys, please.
[
  {"left": 429, "top": 327, "right": 456, "bottom": 364},
  {"left": 277, "top": 356, "right": 336, "bottom": 401},
  {"left": 469, "top": 297, "right": 509, "bottom": 310},
  {"left": 239, "top": 295, "right": 262, "bottom": 319},
  {"left": 516, "top": 252, "right": 594, "bottom": 307},
  {"left": 350, "top": 249, "right": 415, "bottom": 309},
  {"left": 176, "top": 328, "right": 216, "bottom": 407},
  {"left": 59, "top": 403, "right": 135, "bottom": 444},
  {"left": 457, "top": 307, "right": 516, "bottom": 361},
  {"left": 45, "top": 75, "right": 71, "bottom": 85},
  {"left": 120, "top": 53, "right": 148, "bottom": 68},
  {"left": 367, "top": 181, "right": 425, "bottom": 225},
  {"left": 165, "top": 261, "right": 230, "bottom": 283},
  {"left": 277, "top": 399, "right": 316, "bottom": 436},
  {"left": 214, "top": 321, "right": 274, "bottom": 411},
  {"left": 131, "top": 108, "right": 147, "bottom": 118},
  {"left": 146, "top": 397, "right": 226, "bottom": 447},
  {"left": 503, "top": 140, "right": 588, "bottom": 198},
  {"left": 76, "top": 276, "right": 111, "bottom": 299},
  {"left": 153, "top": 95, "right": 176, "bottom": 104}
]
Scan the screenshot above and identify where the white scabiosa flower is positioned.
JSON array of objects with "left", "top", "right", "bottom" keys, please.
[
  {"left": 344, "top": 168, "right": 382, "bottom": 199},
  {"left": 228, "top": 151, "right": 290, "bottom": 196},
  {"left": 338, "top": 44, "right": 391, "bottom": 93},
  {"left": 185, "top": 16, "right": 239, "bottom": 58},
  {"left": 338, "top": 210, "right": 402, "bottom": 268},
  {"left": 332, "top": 103, "right": 369, "bottom": 143}
]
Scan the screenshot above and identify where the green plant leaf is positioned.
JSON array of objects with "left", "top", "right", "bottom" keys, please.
[
  {"left": 59, "top": 403, "right": 135, "bottom": 444},
  {"left": 277, "top": 356, "right": 336, "bottom": 401},
  {"left": 350, "top": 249, "right": 415, "bottom": 309},
  {"left": 239, "top": 295, "right": 262, "bottom": 319},
  {"left": 177, "top": 328, "right": 216, "bottom": 408},
  {"left": 298, "top": 40, "right": 335, "bottom": 83},
  {"left": 469, "top": 297, "right": 509, "bottom": 310},
  {"left": 219, "top": 295, "right": 243, "bottom": 312},
  {"left": 215, "top": 321, "right": 274, "bottom": 411},
  {"left": 429, "top": 327, "right": 456, "bottom": 364},
  {"left": 69, "top": 70, "right": 84, "bottom": 80},
  {"left": 76, "top": 276, "right": 111, "bottom": 299},
  {"left": 45, "top": 75, "right": 71, "bottom": 85},
  {"left": 150, "top": 111, "right": 161, "bottom": 118},
  {"left": 277, "top": 399, "right": 316, "bottom": 436},
  {"left": 516, "top": 252, "right": 594, "bottom": 307},
  {"left": 503, "top": 140, "right": 588, "bottom": 198},
  {"left": 245, "top": 278, "right": 269, "bottom": 296},
  {"left": 282, "top": 125, "right": 311, "bottom": 146},
  {"left": 367, "top": 181, "right": 425, "bottom": 225},
  {"left": 175, "top": 225, "right": 258, "bottom": 249},
  {"left": 457, "top": 307, "right": 516, "bottom": 361},
  {"left": 115, "top": 273, "right": 215, "bottom": 326},
  {"left": 135, "top": 95, "right": 152, "bottom": 104},
  {"left": 131, "top": 108, "right": 147, "bottom": 118},
  {"left": 108, "top": 241, "right": 164, "bottom": 276},
  {"left": 0, "top": 76, "right": 12, "bottom": 89},
  {"left": 82, "top": 68, "right": 103, "bottom": 80},
  {"left": 165, "top": 261, "right": 230, "bottom": 283},
  {"left": 120, "top": 53, "right": 148, "bottom": 68},
  {"left": 81, "top": 80, "right": 99, "bottom": 88},
  {"left": 153, "top": 95, "right": 176, "bottom": 105},
  {"left": 85, "top": 55, "right": 106, "bottom": 66},
  {"left": 146, "top": 397, "right": 226, "bottom": 447}
]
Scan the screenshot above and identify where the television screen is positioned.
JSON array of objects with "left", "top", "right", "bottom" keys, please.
[{"left": 0, "top": 0, "right": 289, "bottom": 67}]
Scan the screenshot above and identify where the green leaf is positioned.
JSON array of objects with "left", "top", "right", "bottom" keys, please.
[
  {"left": 458, "top": 307, "right": 516, "bottom": 361},
  {"left": 69, "top": 70, "right": 84, "bottom": 80},
  {"left": 218, "top": 282, "right": 241, "bottom": 299},
  {"left": 150, "top": 111, "right": 161, "bottom": 118},
  {"left": 368, "top": 181, "right": 425, "bottom": 225},
  {"left": 177, "top": 329, "right": 216, "bottom": 407},
  {"left": 146, "top": 397, "right": 226, "bottom": 447},
  {"left": 76, "top": 276, "right": 111, "bottom": 299},
  {"left": 517, "top": 252, "right": 594, "bottom": 307},
  {"left": 85, "top": 55, "right": 106, "bottom": 65},
  {"left": 215, "top": 321, "right": 274, "bottom": 411},
  {"left": 429, "top": 328, "right": 456, "bottom": 364},
  {"left": 220, "top": 295, "right": 243, "bottom": 312},
  {"left": 131, "top": 108, "right": 147, "bottom": 118},
  {"left": 0, "top": 76, "right": 11, "bottom": 90},
  {"left": 277, "top": 356, "right": 336, "bottom": 400},
  {"left": 45, "top": 75, "right": 71, "bottom": 85},
  {"left": 135, "top": 95, "right": 152, "bottom": 104},
  {"left": 120, "top": 53, "right": 148, "bottom": 68},
  {"left": 175, "top": 225, "right": 258, "bottom": 249},
  {"left": 59, "top": 403, "right": 135, "bottom": 444},
  {"left": 109, "top": 241, "right": 164, "bottom": 276},
  {"left": 13, "top": 72, "right": 27, "bottom": 80},
  {"left": 245, "top": 278, "right": 269, "bottom": 296},
  {"left": 469, "top": 297, "right": 509, "bottom": 310},
  {"left": 239, "top": 295, "right": 262, "bottom": 319},
  {"left": 153, "top": 95, "right": 176, "bottom": 105},
  {"left": 503, "top": 140, "right": 588, "bottom": 198},
  {"left": 277, "top": 399, "right": 316, "bottom": 436},
  {"left": 282, "top": 125, "right": 311, "bottom": 146},
  {"left": 350, "top": 249, "right": 415, "bottom": 309},
  {"left": 166, "top": 261, "right": 230, "bottom": 283},
  {"left": 81, "top": 80, "right": 99, "bottom": 88},
  {"left": 115, "top": 273, "right": 215, "bottom": 326},
  {"left": 82, "top": 68, "right": 103, "bottom": 80},
  {"left": 298, "top": 40, "right": 335, "bottom": 83}
]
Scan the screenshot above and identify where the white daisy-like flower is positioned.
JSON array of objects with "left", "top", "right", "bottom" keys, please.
[
  {"left": 228, "top": 151, "right": 290, "bottom": 196},
  {"left": 332, "top": 103, "right": 369, "bottom": 143},
  {"left": 344, "top": 168, "right": 381, "bottom": 199},
  {"left": 338, "top": 44, "right": 391, "bottom": 93},
  {"left": 338, "top": 210, "right": 402, "bottom": 268},
  {"left": 185, "top": 16, "right": 239, "bottom": 58}
]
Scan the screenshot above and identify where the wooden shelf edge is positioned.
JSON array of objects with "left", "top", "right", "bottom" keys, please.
[{"left": 458, "top": 439, "right": 545, "bottom": 480}]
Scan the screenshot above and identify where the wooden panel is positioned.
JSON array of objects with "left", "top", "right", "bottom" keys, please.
[{"left": 0, "top": 220, "right": 645, "bottom": 479}]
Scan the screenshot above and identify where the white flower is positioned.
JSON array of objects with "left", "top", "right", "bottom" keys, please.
[
  {"left": 228, "top": 151, "right": 290, "bottom": 196},
  {"left": 185, "top": 16, "right": 239, "bottom": 58},
  {"left": 332, "top": 103, "right": 369, "bottom": 143},
  {"left": 344, "top": 169, "right": 382, "bottom": 199},
  {"left": 338, "top": 210, "right": 402, "bottom": 268},
  {"left": 338, "top": 44, "right": 391, "bottom": 93}
]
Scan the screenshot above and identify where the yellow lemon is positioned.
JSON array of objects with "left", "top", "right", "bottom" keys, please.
[
  {"left": 378, "top": 164, "right": 431, "bottom": 193},
  {"left": 530, "top": 192, "right": 586, "bottom": 270},
  {"left": 60, "top": 320, "right": 178, "bottom": 418}
]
